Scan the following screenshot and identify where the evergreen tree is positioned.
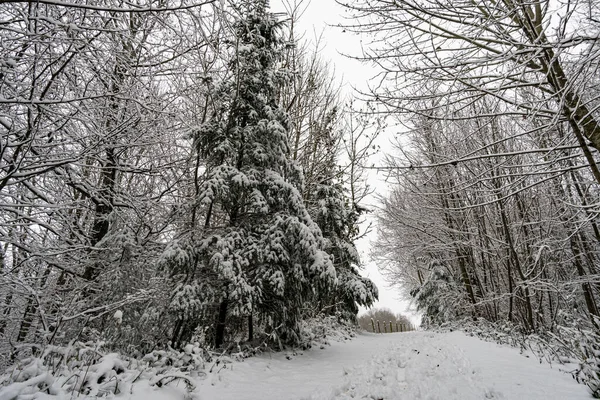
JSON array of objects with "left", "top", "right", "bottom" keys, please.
[
  {"left": 166, "top": 3, "right": 337, "bottom": 348},
  {"left": 292, "top": 104, "right": 377, "bottom": 321},
  {"left": 311, "top": 180, "right": 378, "bottom": 320},
  {"left": 411, "top": 260, "right": 466, "bottom": 327}
]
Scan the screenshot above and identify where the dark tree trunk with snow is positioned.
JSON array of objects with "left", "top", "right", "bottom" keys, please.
[{"left": 215, "top": 299, "right": 228, "bottom": 348}]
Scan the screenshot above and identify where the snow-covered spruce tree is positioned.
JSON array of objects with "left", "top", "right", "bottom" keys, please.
[
  {"left": 411, "top": 260, "right": 468, "bottom": 328},
  {"left": 297, "top": 111, "right": 377, "bottom": 321},
  {"left": 310, "top": 179, "right": 377, "bottom": 321},
  {"left": 276, "top": 27, "right": 378, "bottom": 322},
  {"left": 166, "top": 3, "right": 336, "bottom": 348}
]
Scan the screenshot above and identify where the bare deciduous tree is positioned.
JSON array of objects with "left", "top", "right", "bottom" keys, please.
[{"left": 341, "top": 0, "right": 600, "bottom": 182}]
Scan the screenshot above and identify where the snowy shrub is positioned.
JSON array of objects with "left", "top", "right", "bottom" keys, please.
[
  {"left": 298, "top": 314, "right": 357, "bottom": 351},
  {"left": 0, "top": 343, "right": 131, "bottom": 399},
  {"left": 0, "top": 340, "right": 206, "bottom": 400},
  {"left": 411, "top": 260, "right": 470, "bottom": 327},
  {"left": 142, "top": 342, "right": 207, "bottom": 372},
  {"left": 551, "top": 318, "right": 600, "bottom": 397}
]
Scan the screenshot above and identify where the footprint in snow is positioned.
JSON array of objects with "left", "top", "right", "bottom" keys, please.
[{"left": 484, "top": 388, "right": 504, "bottom": 399}]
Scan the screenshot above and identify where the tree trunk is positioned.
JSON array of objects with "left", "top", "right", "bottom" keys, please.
[
  {"left": 570, "top": 236, "right": 599, "bottom": 323},
  {"left": 497, "top": 199, "right": 535, "bottom": 331},
  {"left": 0, "top": 292, "right": 13, "bottom": 336},
  {"left": 248, "top": 313, "right": 253, "bottom": 342},
  {"left": 83, "top": 148, "right": 117, "bottom": 281},
  {"left": 16, "top": 298, "right": 35, "bottom": 343},
  {"left": 215, "top": 299, "right": 228, "bottom": 348}
]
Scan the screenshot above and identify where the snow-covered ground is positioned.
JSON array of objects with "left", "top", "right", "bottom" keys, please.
[
  {"left": 2, "top": 331, "right": 589, "bottom": 400},
  {"left": 194, "top": 331, "right": 590, "bottom": 400}
]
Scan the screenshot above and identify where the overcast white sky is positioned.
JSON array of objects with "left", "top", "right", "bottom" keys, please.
[{"left": 270, "top": 0, "right": 420, "bottom": 324}]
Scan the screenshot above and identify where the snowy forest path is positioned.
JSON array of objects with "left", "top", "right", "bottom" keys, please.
[{"left": 195, "top": 331, "right": 590, "bottom": 400}]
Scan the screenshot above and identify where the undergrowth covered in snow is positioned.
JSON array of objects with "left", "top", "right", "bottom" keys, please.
[
  {"left": 298, "top": 314, "right": 357, "bottom": 350},
  {"left": 0, "top": 340, "right": 206, "bottom": 400},
  {"left": 0, "top": 314, "right": 356, "bottom": 400}
]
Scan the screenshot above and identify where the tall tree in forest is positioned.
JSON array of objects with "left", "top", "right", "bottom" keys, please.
[
  {"left": 165, "top": 2, "right": 337, "bottom": 348},
  {"left": 276, "top": 1, "right": 379, "bottom": 320},
  {"left": 310, "top": 179, "right": 378, "bottom": 319}
]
